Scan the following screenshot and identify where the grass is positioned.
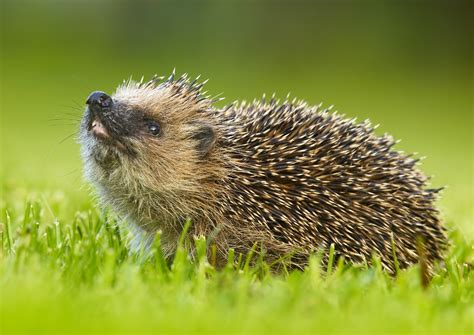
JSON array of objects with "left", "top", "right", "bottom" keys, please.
[{"left": 1, "top": 191, "right": 473, "bottom": 335}]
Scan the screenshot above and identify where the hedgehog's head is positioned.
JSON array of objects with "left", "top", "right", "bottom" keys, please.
[{"left": 79, "top": 74, "right": 222, "bottom": 211}]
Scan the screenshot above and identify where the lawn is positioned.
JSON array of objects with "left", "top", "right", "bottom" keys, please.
[
  {"left": 1, "top": 1, "right": 473, "bottom": 334},
  {"left": 1, "top": 186, "right": 473, "bottom": 334}
]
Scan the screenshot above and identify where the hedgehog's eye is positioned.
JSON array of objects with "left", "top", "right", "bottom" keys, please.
[{"left": 146, "top": 121, "right": 161, "bottom": 136}]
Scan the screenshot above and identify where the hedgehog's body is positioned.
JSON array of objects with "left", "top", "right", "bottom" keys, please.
[{"left": 80, "top": 73, "right": 447, "bottom": 273}]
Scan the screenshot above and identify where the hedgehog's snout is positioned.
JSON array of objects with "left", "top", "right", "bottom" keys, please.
[{"left": 85, "top": 91, "right": 114, "bottom": 140}]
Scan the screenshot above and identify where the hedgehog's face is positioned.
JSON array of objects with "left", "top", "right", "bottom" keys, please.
[{"left": 79, "top": 80, "right": 217, "bottom": 195}]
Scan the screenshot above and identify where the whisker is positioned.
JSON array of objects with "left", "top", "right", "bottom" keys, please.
[
  {"left": 47, "top": 118, "right": 81, "bottom": 122},
  {"left": 72, "top": 98, "right": 87, "bottom": 110},
  {"left": 59, "top": 104, "right": 84, "bottom": 111},
  {"left": 49, "top": 125, "right": 81, "bottom": 129},
  {"left": 58, "top": 131, "right": 79, "bottom": 144},
  {"left": 60, "top": 168, "right": 82, "bottom": 178}
]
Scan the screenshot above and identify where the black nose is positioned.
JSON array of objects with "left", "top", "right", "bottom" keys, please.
[{"left": 86, "top": 91, "right": 112, "bottom": 109}]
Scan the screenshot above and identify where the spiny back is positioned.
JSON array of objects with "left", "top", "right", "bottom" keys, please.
[{"left": 216, "top": 98, "right": 447, "bottom": 272}]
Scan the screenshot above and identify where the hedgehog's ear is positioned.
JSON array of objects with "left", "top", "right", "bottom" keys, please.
[{"left": 191, "top": 122, "right": 216, "bottom": 159}]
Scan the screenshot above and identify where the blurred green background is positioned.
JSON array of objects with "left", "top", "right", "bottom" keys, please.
[{"left": 1, "top": 0, "right": 472, "bottom": 235}]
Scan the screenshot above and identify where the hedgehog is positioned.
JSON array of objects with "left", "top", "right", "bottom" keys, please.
[{"left": 79, "top": 71, "right": 448, "bottom": 273}]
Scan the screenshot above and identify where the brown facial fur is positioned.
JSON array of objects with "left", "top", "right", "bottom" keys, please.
[
  {"left": 80, "top": 75, "right": 228, "bottom": 257},
  {"left": 80, "top": 73, "right": 448, "bottom": 273}
]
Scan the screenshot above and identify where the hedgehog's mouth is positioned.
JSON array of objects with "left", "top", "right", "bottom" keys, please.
[
  {"left": 89, "top": 119, "right": 110, "bottom": 140},
  {"left": 87, "top": 115, "right": 129, "bottom": 153}
]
